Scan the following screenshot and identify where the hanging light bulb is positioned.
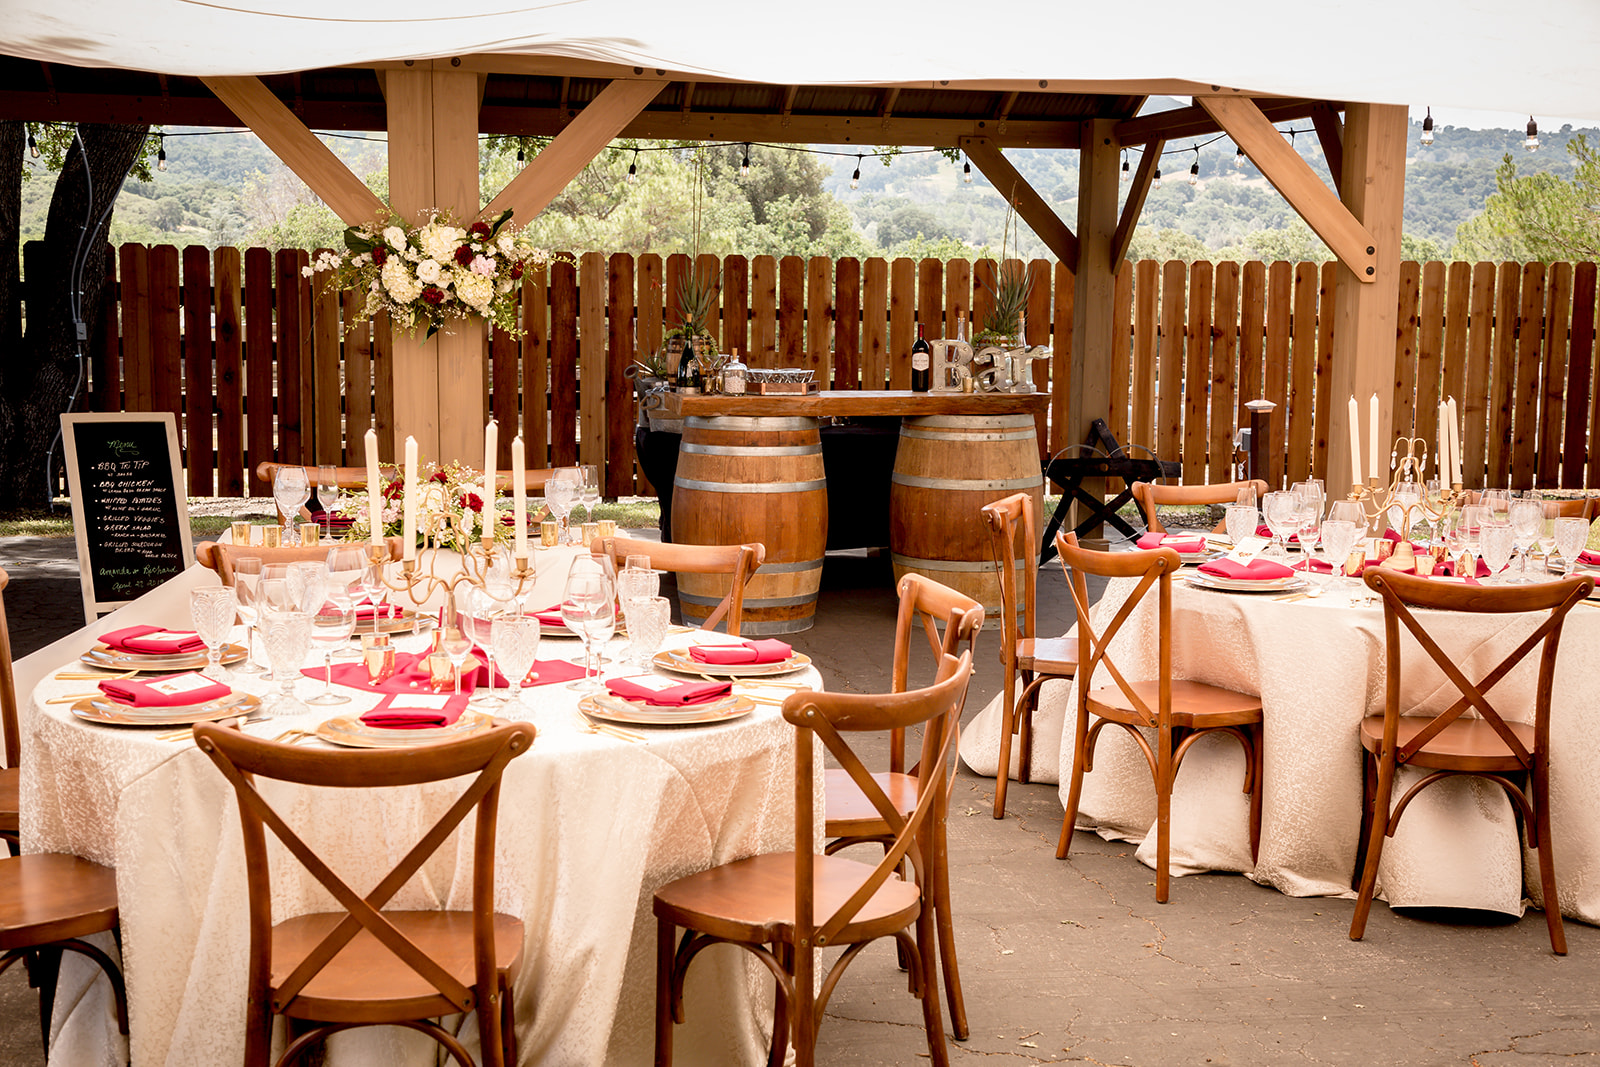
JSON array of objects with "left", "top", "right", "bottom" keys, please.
[
  {"left": 962, "top": 156, "right": 972, "bottom": 183},
  {"left": 626, "top": 149, "right": 638, "bottom": 183},
  {"left": 740, "top": 143, "right": 751, "bottom": 177},
  {"left": 26, "top": 131, "right": 39, "bottom": 159},
  {"left": 850, "top": 154, "right": 862, "bottom": 190},
  {"left": 1188, "top": 147, "right": 1200, "bottom": 186},
  {"left": 1234, "top": 145, "right": 1245, "bottom": 168},
  {"left": 1152, "top": 168, "right": 1161, "bottom": 190},
  {"left": 1525, "top": 116, "right": 1540, "bottom": 152},
  {"left": 1120, "top": 150, "right": 1130, "bottom": 182},
  {"left": 1420, "top": 107, "right": 1435, "bottom": 147},
  {"left": 515, "top": 145, "right": 526, "bottom": 170},
  {"left": 156, "top": 133, "right": 166, "bottom": 172}
]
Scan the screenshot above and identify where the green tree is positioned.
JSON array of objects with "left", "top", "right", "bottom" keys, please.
[
  {"left": 1452, "top": 137, "right": 1600, "bottom": 262},
  {"left": 1126, "top": 227, "right": 1213, "bottom": 262}
]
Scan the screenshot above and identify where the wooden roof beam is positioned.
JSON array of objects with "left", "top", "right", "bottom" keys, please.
[
  {"left": 960, "top": 135, "right": 1079, "bottom": 270},
  {"left": 878, "top": 87, "right": 899, "bottom": 119},
  {"left": 1196, "top": 95, "right": 1376, "bottom": 282},
  {"left": 1310, "top": 102, "right": 1345, "bottom": 196},
  {"left": 480, "top": 77, "right": 665, "bottom": 225},
  {"left": 1111, "top": 138, "right": 1165, "bottom": 266},
  {"left": 201, "top": 75, "right": 385, "bottom": 225},
  {"left": 1116, "top": 96, "right": 1326, "bottom": 147}
]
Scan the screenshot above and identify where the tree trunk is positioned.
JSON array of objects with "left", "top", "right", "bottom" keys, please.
[
  {"left": 0, "top": 123, "right": 21, "bottom": 374},
  {"left": 2, "top": 123, "right": 148, "bottom": 506}
]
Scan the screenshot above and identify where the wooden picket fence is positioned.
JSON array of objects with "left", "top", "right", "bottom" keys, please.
[{"left": 58, "top": 242, "right": 1600, "bottom": 499}]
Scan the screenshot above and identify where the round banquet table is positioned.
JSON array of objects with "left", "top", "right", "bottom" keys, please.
[
  {"left": 22, "top": 593, "right": 821, "bottom": 1067},
  {"left": 959, "top": 566, "right": 1600, "bottom": 923}
]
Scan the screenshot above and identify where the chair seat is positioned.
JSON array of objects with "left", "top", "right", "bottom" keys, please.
[
  {"left": 1359, "top": 714, "right": 1538, "bottom": 773},
  {"left": 0, "top": 766, "right": 17, "bottom": 835},
  {"left": 1017, "top": 636, "right": 1077, "bottom": 677},
  {"left": 0, "top": 854, "right": 119, "bottom": 950},
  {"left": 271, "top": 910, "right": 524, "bottom": 1022},
  {"left": 654, "top": 852, "right": 921, "bottom": 947},
  {"left": 824, "top": 768, "right": 917, "bottom": 838},
  {"left": 1087, "top": 679, "right": 1263, "bottom": 729}
]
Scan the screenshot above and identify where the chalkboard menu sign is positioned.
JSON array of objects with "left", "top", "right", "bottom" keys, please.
[{"left": 61, "top": 413, "right": 194, "bottom": 621}]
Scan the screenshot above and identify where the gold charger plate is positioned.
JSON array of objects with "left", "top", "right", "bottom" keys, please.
[
  {"left": 314, "top": 709, "right": 495, "bottom": 749},
  {"left": 579, "top": 694, "right": 754, "bottom": 728},
  {"left": 70, "top": 692, "right": 262, "bottom": 728},
  {"left": 80, "top": 643, "right": 248, "bottom": 673},
  {"left": 653, "top": 647, "right": 811, "bottom": 679},
  {"left": 355, "top": 608, "right": 432, "bottom": 636}
]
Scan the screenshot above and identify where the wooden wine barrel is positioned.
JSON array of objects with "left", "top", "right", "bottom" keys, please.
[
  {"left": 672, "top": 415, "right": 828, "bottom": 634},
  {"left": 889, "top": 413, "right": 1044, "bottom": 617}
]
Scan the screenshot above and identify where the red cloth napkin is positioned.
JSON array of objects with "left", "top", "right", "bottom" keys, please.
[
  {"left": 606, "top": 676, "right": 732, "bottom": 707},
  {"left": 1578, "top": 550, "right": 1600, "bottom": 567},
  {"left": 99, "top": 671, "right": 231, "bottom": 707},
  {"left": 1197, "top": 558, "right": 1296, "bottom": 581},
  {"left": 360, "top": 693, "right": 470, "bottom": 729},
  {"left": 516, "top": 659, "right": 586, "bottom": 688},
  {"left": 99, "top": 625, "right": 207, "bottom": 655},
  {"left": 532, "top": 606, "right": 568, "bottom": 626},
  {"left": 687, "top": 639, "right": 793, "bottom": 665},
  {"left": 1255, "top": 525, "right": 1299, "bottom": 544},
  {"left": 353, "top": 600, "right": 402, "bottom": 621},
  {"left": 304, "top": 652, "right": 458, "bottom": 693},
  {"left": 1135, "top": 533, "right": 1206, "bottom": 553}
]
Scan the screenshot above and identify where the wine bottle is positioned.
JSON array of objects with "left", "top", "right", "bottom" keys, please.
[
  {"left": 676, "top": 343, "right": 700, "bottom": 392},
  {"left": 911, "top": 323, "right": 931, "bottom": 392}
]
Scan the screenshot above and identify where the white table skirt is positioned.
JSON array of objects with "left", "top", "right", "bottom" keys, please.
[
  {"left": 959, "top": 572, "right": 1600, "bottom": 923},
  {"left": 22, "top": 575, "right": 819, "bottom": 1067}
]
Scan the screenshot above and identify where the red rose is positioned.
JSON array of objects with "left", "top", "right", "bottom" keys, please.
[
  {"left": 454, "top": 245, "right": 475, "bottom": 266},
  {"left": 430, "top": 470, "right": 450, "bottom": 483},
  {"left": 469, "top": 222, "right": 492, "bottom": 239},
  {"left": 370, "top": 245, "right": 387, "bottom": 266},
  {"left": 460, "top": 492, "right": 483, "bottom": 512},
  {"left": 510, "top": 261, "right": 525, "bottom": 281},
  {"left": 383, "top": 477, "right": 404, "bottom": 500},
  {"left": 421, "top": 286, "right": 445, "bottom": 305}
]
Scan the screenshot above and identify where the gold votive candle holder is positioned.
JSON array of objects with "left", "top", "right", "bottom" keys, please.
[
  {"left": 262, "top": 525, "right": 282, "bottom": 548},
  {"left": 230, "top": 521, "right": 251, "bottom": 545},
  {"left": 541, "top": 521, "right": 559, "bottom": 548},
  {"left": 299, "top": 523, "right": 321, "bottom": 546},
  {"left": 363, "top": 639, "right": 395, "bottom": 684},
  {"left": 1344, "top": 548, "right": 1366, "bottom": 577},
  {"left": 597, "top": 519, "right": 616, "bottom": 539},
  {"left": 427, "top": 651, "right": 455, "bottom": 692},
  {"left": 580, "top": 522, "right": 599, "bottom": 547}
]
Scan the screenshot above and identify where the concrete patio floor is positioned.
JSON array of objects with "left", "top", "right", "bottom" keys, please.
[{"left": 1, "top": 531, "right": 1596, "bottom": 1066}]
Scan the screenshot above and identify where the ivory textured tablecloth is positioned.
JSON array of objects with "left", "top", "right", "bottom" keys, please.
[
  {"left": 23, "top": 580, "right": 818, "bottom": 1067},
  {"left": 960, "top": 572, "right": 1600, "bottom": 922}
]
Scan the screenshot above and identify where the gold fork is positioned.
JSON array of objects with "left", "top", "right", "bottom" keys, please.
[{"left": 54, "top": 670, "right": 137, "bottom": 682}]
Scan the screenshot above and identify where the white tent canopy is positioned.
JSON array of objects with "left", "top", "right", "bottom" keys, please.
[{"left": 8, "top": 0, "right": 1600, "bottom": 116}]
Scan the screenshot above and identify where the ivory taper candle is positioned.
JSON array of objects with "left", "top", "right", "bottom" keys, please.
[
  {"left": 401, "top": 436, "right": 418, "bottom": 561},
  {"left": 482, "top": 420, "right": 498, "bottom": 542},
  {"left": 1347, "top": 395, "right": 1362, "bottom": 486},
  {"left": 365, "top": 429, "right": 382, "bottom": 548},
  {"left": 511, "top": 434, "right": 528, "bottom": 557}
]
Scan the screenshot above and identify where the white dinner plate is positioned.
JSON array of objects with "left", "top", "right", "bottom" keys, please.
[
  {"left": 652, "top": 648, "right": 812, "bottom": 678},
  {"left": 1186, "top": 572, "right": 1310, "bottom": 594},
  {"left": 80, "top": 643, "right": 248, "bottom": 673}
]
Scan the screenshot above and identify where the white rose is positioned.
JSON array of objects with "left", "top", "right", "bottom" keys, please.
[
  {"left": 382, "top": 226, "right": 406, "bottom": 248},
  {"left": 415, "top": 259, "right": 443, "bottom": 285},
  {"left": 497, "top": 233, "right": 516, "bottom": 256},
  {"left": 419, "top": 224, "right": 464, "bottom": 263},
  {"left": 300, "top": 265, "right": 314, "bottom": 278}
]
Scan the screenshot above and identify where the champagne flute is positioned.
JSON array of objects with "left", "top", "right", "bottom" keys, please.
[
  {"left": 491, "top": 614, "right": 541, "bottom": 719},
  {"left": 316, "top": 464, "right": 340, "bottom": 540},
  {"left": 273, "top": 466, "right": 311, "bottom": 545},
  {"left": 189, "top": 587, "right": 238, "bottom": 681},
  {"left": 306, "top": 592, "right": 356, "bottom": 705},
  {"left": 231, "top": 556, "right": 267, "bottom": 674}
]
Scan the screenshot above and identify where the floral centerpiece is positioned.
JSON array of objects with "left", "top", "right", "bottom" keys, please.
[
  {"left": 336, "top": 462, "right": 530, "bottom": 554},
  {"left": 303, "top": 208, "right": 558, "bottom": 338}
]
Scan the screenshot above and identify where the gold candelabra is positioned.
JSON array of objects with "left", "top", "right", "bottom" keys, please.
[
  {"left": 366, "top": 510, "right": 537, "bottom": 615},
  {"left": 1346, "top": 435, "right": 1466, "bottom": 536}
]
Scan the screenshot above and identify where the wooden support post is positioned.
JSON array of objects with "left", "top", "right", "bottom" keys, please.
[
  {"left": 1069, "top": 119, "right": 1121, "bottom": 543},
  {"left": 386, "top": 64, "right": 486, "bottom": 466},
  {"left": 1329, "top": 104, "right": 1408, "bottom": 495}
]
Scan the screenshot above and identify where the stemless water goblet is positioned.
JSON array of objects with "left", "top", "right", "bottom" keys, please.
[
  {"left": 1480, "top": 522, "right": 1515, "bottom": 583},
  {"left": 1224, "top": 504, "right": 1257, "bottom": 549},
  {"left": 231, "top": 556, "right": 266, "bottom": 674},
  {"left": 1554, "top": 517, "right": 1590, "bottom": 576},
  {"left": 490, "top": 614, "right": 541, "bottom": 719},
  {"left": 616, "top": 565, "right": 661, "bottom": 667},
  {"left": 1509, "top": 498, "right": 1544, "bottom": 581},
  {"left": 306, "top": 593, "right": 356, "bottom": 705},
  {"left": 1261, "top": 491, "right": 1299, "bottom": 558},
  {"left": 273, "top": 466, "right": 311, "bottom": 545},
  {"left": 190, "top": 587, "right": 238, "bottom": 681},
  {"left": 562, "top": 571, "right": 615, "bottom": 692},
  {"left": 260, "top": 610, "right": 313, "bottom": 715}
]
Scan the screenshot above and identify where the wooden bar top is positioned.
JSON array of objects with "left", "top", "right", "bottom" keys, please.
[{"left": 661, "top": 389, "right": 1050, "bottom": 419}]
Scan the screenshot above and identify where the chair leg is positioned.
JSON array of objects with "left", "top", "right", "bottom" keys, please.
[
  {"left": 1348, "top": 752, "right": 1397, "bottom": 941},
  {"left": 1055, "top": 703, "right": 1092, "bottom": 859},
  {"left": 31, "top": 946, "right": 60, "bottom": 1055},
  {"left": 931, "top": 818, "right": 968, "bottom": 1040},
  {"left": 914, "top": 906, "right": 951, "bottom": 1067},
  {"left": 1532, "top": 765, "right": 1567, "bottom": 955},
  {"left": 768, "top": 941, "right": 792, "bottom": 1067},
  {"left": 1247, "top": 722, "right": 1264, "bottom": 864},
  {"left": 1016, "top": 670, "right": 1035, "bottom": 785},
  {"left": 1154, "top": 729, "right": 1173, "bottom": 904},
  {"left": 655, "top": 919, "right": 675, "bottom": 1067},
  {"left": 1351, "top": 748, "right": 1377, "bottom": 891},
  {"left": 994, "top": 672, "right": 1018, "bottom": 819},
  {"left": 499, "top": 971, "right": 518, "bottom": 1067}
]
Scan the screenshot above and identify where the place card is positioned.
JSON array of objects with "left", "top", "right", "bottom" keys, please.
[
  {"left": 1222, "top": 536, "right": 1269, "bottom": 566},
  {"left": 147, "top": 672, "right": 221, "bottom": 698}
]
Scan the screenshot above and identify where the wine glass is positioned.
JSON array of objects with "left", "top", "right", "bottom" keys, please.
[
  {"left": 306, "top": 592, "right": 356, "bottom": 705},
  {"left": 1261, "top": 491, "right": 1299, "bottom": 559},
  {"left": 1318, "top": 519, "right": 1359, "bottom": 599},
  {"left": 1480, "top": 489, "right": 1513, "bottom": 529},
  {"left": 1387, "top": 479, "right": 1421, "bottom": 540},
  {"left": 562, "top": 569, "right": 615, "bottom": 692},
  {"left": 316, "top": 464, "right": 340, "bottom": 540},
  {"left": 1224, "top": 504, "right": 1257, "bottom": 549},
  {"left": 231, "top": 556, "right": 267, "bottom": 674},
  {"left": 259, "top": 609, "right": 313, "bottom": 715},
  {"left": 1457, "top": 504, "right": 1487, "bottom": 566},
  {"left": 465, "top": 587, "right": 512, "bottom": 707},
  {"left": 1554, "top": 517, "right": 1590, "bottom": 576},
  {"left": 273, "top": 466, "right": 312, "bottom": 545},
  {"left": 1291, "top": 481, "right": 1324, "bottom": 574},
  {"left": 545, "top": 471, "right": 580, "bottom": 544},
  {"left": 580, "top": 464, "right": 602, "bottom": 524},
  {"left": 324, "top": 548, "right": 369, "bottom": 656},
  {"left": 189, "top": 587, "right": 238, "bottom": 681},
  {"left": 1509, "top": 498, "right": 1544, "bottom": 581},
  {"left": 356, "top": 558, "right": 391, "bottom": 639},
  {"left": 286, "top": 561, "right": 327, "bottom": 615},
  {"left": 1234, "top": 485, "right": 1258, "bottom": 509},
  {"left": 440, "top": 621, "right": 475, "bottom": 697},
  {"left": 490, "top": 614, "right": 541, "bottom": 719},
  {"left": 1480, "top": 521, "right": 1515, "bottom": 583}
]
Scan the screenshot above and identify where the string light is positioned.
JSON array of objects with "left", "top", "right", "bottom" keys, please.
[
  {"left": 850, "top": 154, "right": 862, "bottom": 190},
  {"left": 962, "top": 155, "right": 972, "bottom": 183},
  {"left": 1525, "top": 116, "right": 1540, "bottom": 152},
  {"left": 1420, "top": 107, "right": 1434, "bottom": 147},
  {"left": 1121, "top": 150, "right": 1129, "bottom": 182},
  {"left": 26, "top": 131, "right": 39, "bottom": 159},
  {"left": 156, "top": 133, "right": 166, "bottom": 172},
  {"left": 515, "top": 145, "right": 526, "bottom": 170},
  {"left": 1234, "top": 145, "right": 1245, "bottom": 168},
  {"left": 1152, "top": 167, "right": 1161, "bottom": 190},
  {"left": 626, "top": 149, "right": 638, "bottom": 183},
  {"left": 1188, "top": 145, "right": 1200, "bottom": 186},
  {"left": 740, "top": 143, "right": 751, "bottom": 177}
]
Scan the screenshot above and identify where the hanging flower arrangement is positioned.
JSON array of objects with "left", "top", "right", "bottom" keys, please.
[{"left": 303, "top": 208, "right": 559, "bottom": 338}]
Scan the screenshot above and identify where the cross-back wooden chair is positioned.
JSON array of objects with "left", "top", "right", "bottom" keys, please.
[
  {"left": 654, "top": 651, "right": 972, "bottom": 1067},
  {"left": 196, "top": 539, "right": 405, "bottom": 585},
  {"left": 1053, "top": 531, "right": 1264, "bottom": 903},
  {"left": 1132, "top": 478, "right": 1270, "bottom": 535},
  {"left": 193, "top": 718, "right": 536, "bottom": 1067},
  {"left": 1350, "top": 569, "right": 1592, "bottom": 954},
  {"left": 824, "top": 573, "right": 982, "bottom": 1040},
  {"left": 592, "top": 534, "right": 764, "bottom": 635},
  {"left": 982, "top": 492, "right": 1076, "bottom": 819}
]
